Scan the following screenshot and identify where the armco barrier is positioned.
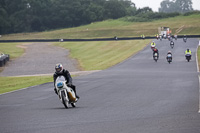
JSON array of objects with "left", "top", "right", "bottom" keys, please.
[{"left": 0, "top": 35, "right": 199, "bottom": 42}]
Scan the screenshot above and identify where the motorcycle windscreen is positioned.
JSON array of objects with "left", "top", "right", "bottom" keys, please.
[{"left": 56, "top": 76, "right": 66, "bottom": 83}]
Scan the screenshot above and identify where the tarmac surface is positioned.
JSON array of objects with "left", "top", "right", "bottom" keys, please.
[{"left": 0, "top": 38, "right": 200, "bottom": 133}]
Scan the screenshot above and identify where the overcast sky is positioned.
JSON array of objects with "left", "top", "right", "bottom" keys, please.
[{"left": 131, "top": 0, "right": 200, "bottom": 12}]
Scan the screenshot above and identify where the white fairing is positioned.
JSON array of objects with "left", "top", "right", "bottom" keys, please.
[
  {"left": 154, "top": 53, "right": 158, "bottom": 56},
  {"left": 55, "top": 76, "right": 77, "bottom": 108},
  {"left": 167, "top": 54, "right": 172, "bottom": 58}
]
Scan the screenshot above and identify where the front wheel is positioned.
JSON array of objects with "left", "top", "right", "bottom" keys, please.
[
  {"left": 71, "top": 103, "right": 76, "bottom": 108},
  {"left": 61, "top": 91, "right": 69, "bottom": 109}
]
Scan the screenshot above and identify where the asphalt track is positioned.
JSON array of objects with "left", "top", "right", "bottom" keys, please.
[{"left": 0, "top": 38, "right": 200, "bottom": 133}]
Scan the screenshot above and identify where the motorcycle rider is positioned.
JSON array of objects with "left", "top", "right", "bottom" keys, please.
[
  {"left": 166, "top": 51, "right": 172, "bottom": 61},
  {"left": 151, "top": 41, "right": 156, "bottom": 50},
  {"left": 155, "top": 34, "right": 159, "bottom": 40},
  {"left": 183, "top": 35, "right": 187, "bottom": 42},
  {"left": 185, "top": 48, "right": 192, "bottom": 58},
  {"left": 170, "top": 41, "right": 174, "bottom": 47},
  {"left": 153, "top": 47, "right": 159, "bottom": 59},
  {"left": 53, "top": 63, "right": 80, "bottom": 99},
  {"left": 174, "top": 34, "right": 177, "bottom": 40}
]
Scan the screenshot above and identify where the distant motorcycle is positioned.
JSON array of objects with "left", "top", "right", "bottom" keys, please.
[
  {"left": 153, "top": 53, "right": 158, "bottom": 62},
  {"left": 159, "top": 36, "right": 162, "bottom": 41},
  {"left": 183, "top": 37, "right": 187, "bottom": 43},
  {"left": 168, "top": 35, "right": 171, "bottom": 41},
  {"left": 55, "top": 76, "right": 77, "bottom": 108},
  {"left": 174, "top": 35, "right": 177, "bottom": 40},
  {"left": 185, "top": 54, "right": 191, "bottom": 62},
  {"left": 156, "top": 35, "right": 159, "bottom": 40},
  {"left": 166, "top": 54, "right": 172, "bottom": 64},
  {"left": 170, "top": 41, "right": 174, "bottom": 49}
]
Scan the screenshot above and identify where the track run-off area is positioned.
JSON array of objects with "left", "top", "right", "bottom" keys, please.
[{"left": 0, "top": 38, "right": 200, "bottom": 133}]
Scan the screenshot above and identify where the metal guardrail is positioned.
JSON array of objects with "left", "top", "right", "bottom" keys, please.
[
  {"left": 0, "top": 54, "right": 10, "bottom": 67},
  {"left": 0, "top": 35, "right": 199, "bottom": 42}
]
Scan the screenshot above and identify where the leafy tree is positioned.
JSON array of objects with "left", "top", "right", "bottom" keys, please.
[
  {"left": 175, "top": 0, "right": 193, "bottom": 13},
  {"left": 159, "top": 0, "right": 193, "bottom": 13}
]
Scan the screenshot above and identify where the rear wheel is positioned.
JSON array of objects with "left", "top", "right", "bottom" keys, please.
[{"left": 61, "top": 91, "right": 69, "bottom": 109}]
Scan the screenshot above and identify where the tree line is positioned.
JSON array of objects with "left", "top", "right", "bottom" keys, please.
[
  {"left": 0, "top": 0, "right": 195, "bottom": 35},
  {"left": 0, "top": 0, "right": 137, "bottom": 34},
  {"left": 159, "top": 0, "right": 193, "bottom": 13}
]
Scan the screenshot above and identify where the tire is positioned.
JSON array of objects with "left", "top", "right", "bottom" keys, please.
[
  {"left": 71, "top": 103, "right": 76, "bottom": 108},
  {"left": 61, "top": 91, "right": 69, "bottom": 109}
]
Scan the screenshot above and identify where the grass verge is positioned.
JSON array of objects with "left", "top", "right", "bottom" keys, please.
[
  {"left": 53, "top": 40, "right": 150, "bottom": 70},
  {"left": 0, "top": 76, "right": 52, "bottom": 94},
  {"left": 0, "top": 43, "right": 25, "bottom": 59}
]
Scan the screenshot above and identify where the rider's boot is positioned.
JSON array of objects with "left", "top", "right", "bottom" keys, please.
[{"left": 71, "top": 85, "right": 80, "bottom": 100}]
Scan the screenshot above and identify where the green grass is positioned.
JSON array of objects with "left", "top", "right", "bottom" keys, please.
[
  {"left": 0, "top": 76, "right": 52, "bottom": 94},
  {"left": 0, "top": 43, "right": 25, "bottom": 59},
  {"left": 53, "top": 40, "right": 150, "bottom": 70},
  {"left": 0, "top": 14, "right": 200, "bottom": 40}
]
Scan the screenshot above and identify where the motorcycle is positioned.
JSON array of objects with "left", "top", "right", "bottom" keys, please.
[
  {"left": 55, "top": 76, "right": 77, "bottom": 108},
  {"left": 183, "top": 37, "right": 187, "bottom": 43},
  {"left": 159, "top": 36, "right": 162, "bottom": 41},
  {"left": 156, "top": 35, "right": 159, "bottom": 40},
  {"left": 153, "top": 53, "right": 158, "bottom": 62},
  {"left": 168, "top": 35, "right": 171, "bottom": 41},
  {"left": 170, "top": 41, "right": 174, "bottom": 49},
  {"left": 185, "top": 54, "right": 191, "bottom": 62},
  {"left": 174, "top": 35, "right": 177, "bottom": 40},
  {"left": 166, "top": 54, "right": 172, "bottom": 64}
]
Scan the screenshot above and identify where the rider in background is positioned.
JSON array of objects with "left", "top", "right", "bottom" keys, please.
[
  {"left": 174, "top": 34, "right": 177, "bottom": 40},
  {"left": 183, "top": 35, "right": 187, "bottom": 42},
  {"left": 155, "top": 34, "right": 159, "bottom": 40},
  {"left": 166, "top": 51, "right": 172, "bottom": 60},
  {"left": 141, "top": 34, "right": 145, "bottom": 39},
  {"left": 151, "top": 41, "right": 156, "bottom": 50},
  {"left": 153, "top": 47, "right": 159, "bottom": 59},
  {"left": 53, "top": 63, "right": 80, "bottom": 99},
  {"left": 185, "top": 48, "right": 192, "bottom": 57}
]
